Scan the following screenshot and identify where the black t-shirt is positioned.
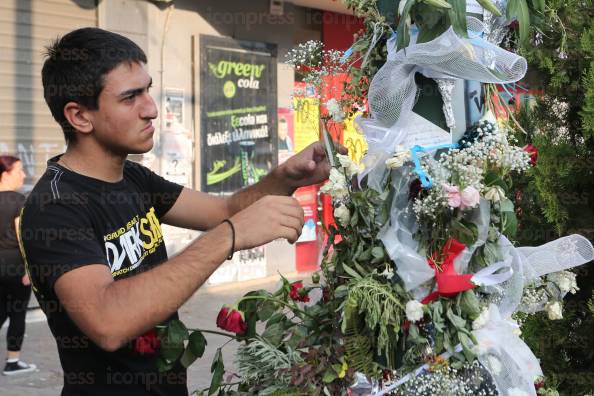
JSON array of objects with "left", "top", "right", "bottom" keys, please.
[
  {"left": 0, "top": 191, "right": 26, "bottom": 278},
  {"left": 20, "top": 156, "right": 186, "bottom": 396}
]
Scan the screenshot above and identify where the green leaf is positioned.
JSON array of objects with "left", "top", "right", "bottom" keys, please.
[
  {"left": 484, "top": 171, "right": 508, "bottom": 189},
  {"left": 334, "top": 285, "right": 349, "bottom": 298},
  {"left": 476, "top": 0, "right": 502, "bottom": 16},
  {"left": 458, "top": 331, "right": 476, "bottom": 361},
  {"left": 447, "top": 0, "right": 468, "bottom": 38},
  {"left": 342, "top": 263, "right": 363, "bottom": 279},
  {"left": 322, "top": 368, "right": 338, "bottom": 383},
  {"left": 459, "top": 290, "right": 481, "bottom": 320},
  {"left": 156, "top": 356, "right": 174, "bottom": 372},
  {"left": 446, "top": 307, "right": 467, "bottom": 330},
  {"left": 208, "top": 348, "right": 225, "bottom": 395},
  {"left": 167, "top": 319, "right": 189, "bottom": 344},
  {"left": 262, "top": 322, "right": 285, "bottom": 346},
  {"left": 160, "top": 338, "right": 184, "bottom": 362},
  {"left": 499, "top": 198, "right": 515, "bottom": 212},
  {"left": 179, "top": 345, "right": 198, "bottom": 368},
  {"left": 188, "top": 331, "right": 207, "bottom": 358},
  {"left": 451, "top": 219, "right": 479, "bottom": 246},
  {"left": 397, "top": 0, "right": 415, "bottom": 50},
  {"left": 257, "top": 300, "right": 277, "bottom": 321},
  {"left": 501, "top": 210, "right": 518, "bottom": 237},
  {"left": 377, "top": 0, "right": 401, "bottom": 25},
  {"left": 359, "top": 248, "right": 372, "bottom": 261},
  {"left": 371, "top": 246, "right": 385, "bottom": 259},
  {"left": 507, "top": 0, "right": 530, "bottom": 44},
  {"left": 530, "top": 0, "right": 544, "bottom": 12}
]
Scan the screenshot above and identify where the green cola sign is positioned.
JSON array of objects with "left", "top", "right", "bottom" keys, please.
[{"left": 200, "top": 36, "right": 277, "bottom": 193}]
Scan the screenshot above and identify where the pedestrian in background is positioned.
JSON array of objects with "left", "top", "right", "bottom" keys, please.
[{"left": 0, "top": 155, "right": 36, "bottom": 375}]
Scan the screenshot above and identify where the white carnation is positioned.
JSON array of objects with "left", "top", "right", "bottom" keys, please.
[
  {"left": 405, "top": 300, "right": 424, "bottom": 323},
  {"left": 334, "top": 204, "right": 350, "bottom": 227},
  {"left": 320, "top": 168, "right": 349, "bottom": 200},
  {"left": 545, "top": 301, "right": 563, "bottom": 320}
]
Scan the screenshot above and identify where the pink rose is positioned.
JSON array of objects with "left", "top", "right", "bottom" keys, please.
[
  {"left": 460, "top": 186, "right": 480, "bottom": 209},
  {"left": 442, "top": 184, "right": 461, "bottom": 208}
]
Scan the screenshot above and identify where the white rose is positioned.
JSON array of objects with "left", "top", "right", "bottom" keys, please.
[
  {"left": 337, "top": 154, "right": 362, "bottom": 178},
  {"left": 484, "top": 186, "right": 506, "bottom": 202},
  {"left": 334, "top": 204, "right": 351, "bottom": 227},
  {"left": 472, "top": 307, "right": 490, "bottom": 330},
  {"left": 405, "top": 300, "right": 425, "bottom": 323},
  {"left": 545, "top": 301, "right": 563, "bottom": 320}
]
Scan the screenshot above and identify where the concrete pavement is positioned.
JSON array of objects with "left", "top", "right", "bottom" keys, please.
[{"left": 0, "top": 274, "right": 298, "bottom": 395}]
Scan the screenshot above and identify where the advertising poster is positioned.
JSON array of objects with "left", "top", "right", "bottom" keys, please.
[
  {"left": 277, "top": 107, "right": 294, "bottom": 164},
  {"left": 293, "top": 82, "right": 320, "bottom": 153},
  {"left": 200, "top": 35, "right": 277, "bottom": 193}
]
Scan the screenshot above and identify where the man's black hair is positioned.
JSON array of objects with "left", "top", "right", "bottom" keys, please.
[{"left": 42, "top": 27, "right": 147, "bottom": 143}]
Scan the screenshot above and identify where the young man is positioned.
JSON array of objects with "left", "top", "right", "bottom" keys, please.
[{"left": 20, "top": 28, "right": 337, "bottom": 395}]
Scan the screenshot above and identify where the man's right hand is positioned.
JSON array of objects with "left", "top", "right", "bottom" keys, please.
[{"left": 230, "top": 195, "right": 304, "bottom": 250}]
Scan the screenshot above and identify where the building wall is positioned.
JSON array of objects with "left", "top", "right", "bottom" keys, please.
[{"left": 0, "top": 0, "right": 97, "bottom": 189}]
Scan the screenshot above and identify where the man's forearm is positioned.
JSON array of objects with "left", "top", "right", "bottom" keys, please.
[
  {"left": 98, "top": 222, "right": 232, "bottom": 350},
  {"left": 227, "top": 166, "right": 294, "bottom": 215}
]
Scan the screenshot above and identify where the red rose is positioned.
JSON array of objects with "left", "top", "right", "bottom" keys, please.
[
  {"left": 534, "top": 378, "right": 545, "bottom": 390},
  {"left": 216, "top": 306, "right": 247, "bottom": 335},
  {"left": 134, "top": 328, "right": 160, "bottom": 354},
  {"left": 289, "top": 281, "right": 310, "bottom": 302},
  {"left": 523, "top": 143, "right": 538, "bottom": 166},
  {"left": 216, "top": 306, "right": 230, "bottom": 329}
]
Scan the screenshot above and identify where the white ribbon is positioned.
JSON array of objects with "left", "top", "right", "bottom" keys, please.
[{"left": 471, "top": 255, "right": 514, "bottom": 287}]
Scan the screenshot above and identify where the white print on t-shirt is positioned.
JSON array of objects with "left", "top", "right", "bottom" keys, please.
[{"left": 103, "top": 207, "right": 164, "bottom": 277}]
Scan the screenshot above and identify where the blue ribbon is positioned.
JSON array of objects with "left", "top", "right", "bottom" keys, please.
[{"left": 410, "top": 143, "right": 459, "bottom": 188}]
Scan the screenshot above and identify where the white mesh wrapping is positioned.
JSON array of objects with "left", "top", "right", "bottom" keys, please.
[
  {"left": 474, "top": 305, "right": 542, "bottom": 396},
  {"left": 518, "top": 235, "right": 594, "bottom": 281},
  {"left": 368, "top": 27, "right": 527, "bottom": 127}
]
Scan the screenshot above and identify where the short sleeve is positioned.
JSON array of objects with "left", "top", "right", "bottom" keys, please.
[
  {"left": 127, "top": 162, "right": 184, "bottom": 218},
  {"left": 20, "top": 202, "right": 108, "bottom": 294}
]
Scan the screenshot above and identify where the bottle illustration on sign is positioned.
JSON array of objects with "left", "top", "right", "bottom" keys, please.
[{"left": 239, "top": 140, "right": 257, "bottom": 186}]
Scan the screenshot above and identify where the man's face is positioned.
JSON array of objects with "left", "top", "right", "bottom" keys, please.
[{"left": 88, "top": 62, "right": 157, "bottom": 155}]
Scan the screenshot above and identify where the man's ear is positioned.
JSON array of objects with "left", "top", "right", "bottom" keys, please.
[{"left": 63, "top": 102, "right": 93, "bottom": 134}]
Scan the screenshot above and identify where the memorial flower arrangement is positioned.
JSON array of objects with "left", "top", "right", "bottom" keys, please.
[{"left": 155, "top": 1, "right": 594, "bottom": 395}]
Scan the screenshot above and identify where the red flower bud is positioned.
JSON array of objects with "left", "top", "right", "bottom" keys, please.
[
  {"left": 134, "top": 328, "right": 160, "bottom": 354},
  {"left": 216, "top": 306, "right": 247, "bottom": 335},
  {"left": 216, "top": 306, "right": 230, "bottom": 329},
  {"left": 523, "top": 143, "right": 538, "bottom": 166},
  {"left": 289, "top": 281, "right": 310, "bottom": 302}
]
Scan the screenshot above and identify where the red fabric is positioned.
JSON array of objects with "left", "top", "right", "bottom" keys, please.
[
  {"left": 134, "top": 329, "right": 160, "bottom": 354},
  {"left": 421, "top": 239, "right": 476, "bottom": 304}
]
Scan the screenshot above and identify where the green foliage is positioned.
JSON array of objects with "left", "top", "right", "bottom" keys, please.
[
  {"left": 510, "top": 2, "right": 594, "bottom": 394},
  {"left": 343, "top": 277, "right": 406, "bottom": 366}
]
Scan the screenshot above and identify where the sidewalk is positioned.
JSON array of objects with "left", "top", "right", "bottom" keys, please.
[{"left": 0, "top": 274, "right": 298, "bottom": 395}]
